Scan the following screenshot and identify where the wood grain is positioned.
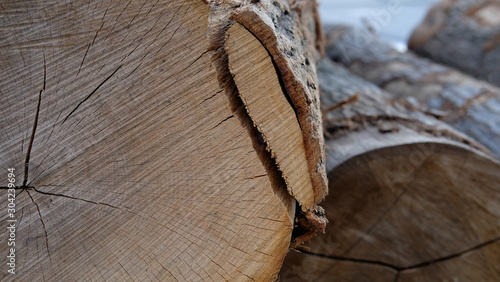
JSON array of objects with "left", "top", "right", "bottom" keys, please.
[
  {"left": 226, "top": 23, "right": 315, "bottom": 210},
  {"left": 232, "top": 0, "right": 328, "bottom": 203},
  {"left": 0, "top": 0, "right": 331, "bottom": 280}
]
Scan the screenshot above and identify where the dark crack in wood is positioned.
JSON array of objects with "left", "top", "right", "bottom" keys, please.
[
  {"left": 26, "top": 189, "right": 51, "bottom": 263},
  {"left": 403, "top": 234, "right": 500, "bottom": 270},
  {"left": 210, "top": 115, "right": 234, "bottom": 130},
  {"left": 23, "top": 57, "right": 45, "bottom": 187},
  {"left": 33, "top": 187, "right": 120, "bottom": 210},
  {"left": 199, "top": 89, "right": 223, "bottom": 105},
  {"left": 303, "top": 234, "right": 500, "bottom": 271},
  {"left": 394, "top": 270, "right": 400, "bottom": 282},
  {"left": 62, "top": 65, "right": 122, "bottom": 124},
  {"left": 76, "top": 43, "right": 91, "bottom": 77}
]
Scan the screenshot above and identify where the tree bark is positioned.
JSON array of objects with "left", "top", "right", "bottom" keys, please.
[
  {"left": 408, "top": 0, "right": 500, "bottom": 86},
  {"left": 324, "top": 24, "right": 500, "bottom": 159},
  {"left": 0, "top": 0, "right": 326, "bottom": 280},
  {"left": 279, "top": 59, "right": 500, "bottom": 281}
]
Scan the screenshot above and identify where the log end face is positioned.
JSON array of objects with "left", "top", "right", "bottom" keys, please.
[{"left": 283, "top": 143, "right": 500, "bottom": 280}]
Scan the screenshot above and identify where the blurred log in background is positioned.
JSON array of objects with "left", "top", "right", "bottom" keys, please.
[
  {"left": 280, "top": 58, "right": 500, "bottom": 282},
  {"left": 1, "top": 0, "right": 500, "bottom": 281},
  {"left": 280, "top": 1, "right": 500, "bottom": 279},
  {"left": 324, "top": 24, "right": 500, "bottom": 159},
  {"left": 409, "top": 0, "right": 500, "bottom": 86}
]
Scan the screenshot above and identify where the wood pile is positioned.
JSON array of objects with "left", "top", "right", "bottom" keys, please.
[
  {"left": 280, "top": 57, "right": 500, "bottom": 282},
  {"left": 323, "top": 24, "right": 500, "bottom": 158},
  {"left": 1, "top": 0, "right": 499, "bottom": 281}
]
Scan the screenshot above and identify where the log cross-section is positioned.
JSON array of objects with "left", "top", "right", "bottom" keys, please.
[{"left": 0, "top": 0, "right": 327, "bottom": 280}]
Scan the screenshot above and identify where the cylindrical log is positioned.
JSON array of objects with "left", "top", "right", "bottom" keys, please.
[
  {"left": 324, "top": 24, "right": 500, "bottom": 159},
  {"left": 408, "top": 0, "right": 500, "bottom": 86},
  {"left": 279, "top": 59, "right": 500, "bottom": 281},
  {"left": 0, "top": 0, "right": 326, "bottom": 280}
]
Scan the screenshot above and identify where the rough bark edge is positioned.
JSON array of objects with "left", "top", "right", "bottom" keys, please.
[
  {"left": 202, "top": 2, "right": 299, "bottom": 280},
  {"left": 230, "top": 1, "right": 328, "bottom": 206},
  {"left": 312, "top": 0, "right": 326, "bottom": 57},
  {"left": 202, "top": 1, "right": 328, "bottom": 256},
  {"left": 203, "top": 0, "right": 327, "bottom": 257},
  {"left": 290, "top": 205, "right": 328, "bottom": 250},
  {"left": 226, "top": 22, "right": 318, "bottom": 211}
]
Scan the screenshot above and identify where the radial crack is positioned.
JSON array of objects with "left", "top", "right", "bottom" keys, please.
[
  {"left": 211, "top": 115, "right": 234, "bottom": 130},
  {"left": 26, "top": 189, "right": 51, "bottom": 262},
  {"left": 33, "top": 187, "right": 120, "bottom": 210},
  {"left": 304, "top": 233, "right": 500, "bottom": 271},
  {"left": 62, "top": 65, "right": 122, "bottom": 124},
  {"left": 23, "top": 57, "right": 46, "bottom": 187},
  {"left": 404, "top": 234, "right": 500, "bottom": 270}
]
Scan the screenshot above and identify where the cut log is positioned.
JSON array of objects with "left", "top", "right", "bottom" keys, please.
[
  {"left": 0, "top": 0, "right": 326, "bottom": 280},
  {"left": 408, "top": 0, "right": 500, "bottom": 86},
  {"left": 279, "top": 59, "right": 500, "bottom": 281},
  {"left": 324, "top": 24, "right": 500, "bottom": 159}
]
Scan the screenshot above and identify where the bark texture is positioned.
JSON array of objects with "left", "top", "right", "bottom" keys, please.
[
  {"left": 409, "top": 0, "right": 500, "bottom": 86},
  {"left": 279, "top": 59, "right": 500, "bottom": 281},
  {"left": 0, "top": 0, "right": 325, "bottom": 280},
  {"left": 230, "top": 0, "right": 328, "bottom": 203},
  {"left": 324, "top": 24, "right": 500, "bottom": 159}
]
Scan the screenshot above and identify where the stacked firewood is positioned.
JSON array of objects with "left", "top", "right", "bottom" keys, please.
[
  {"left": 1, "top": 0, "right": 499, "bottom": 280},
  {"left": 280, "top": 0, "right": 500, "bottom": 281}
]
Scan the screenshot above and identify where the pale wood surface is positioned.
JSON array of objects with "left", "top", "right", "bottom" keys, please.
[
  {"left": 0, "top": 0, "right": 326, "bottom": 280},
  {"left": 232, "top": 0, "right": 328, "bottom": 203},
  {"left": 409, "top": 0, "right": 500, "bottom": 86},
  {"left": 280, "top": 59, "right": 500, "bottom": 281},
  {"left": 324, "top": 24, "right": 500, "bottom": 159},
  {"left": 226, "top": 23, "right": 315, "bottom": 210}
]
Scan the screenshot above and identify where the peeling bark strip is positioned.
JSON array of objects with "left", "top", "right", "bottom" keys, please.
[
  {"left": 231, "top": 0, "right": 328, "bottom": 204},
  {"left": 324, "top": 24, "right": 500, "bottom": 158},
  {"left": 280, "top": 59, "right": 500, "bottom": 281},
  {"left": 205, "top": 0, "right": 327, "bottom": 251},
  {"left": 409, "top": 0, "right": 500, "bottom": 87},
  {"left": 225, "top": 22, "right": 327, "bottom": 252},
  {"left": 226, "top": 23, "right": 315, "bottom": 210},
  {"left": 0, "top": 0, "right": 326, "bottom": 280}
]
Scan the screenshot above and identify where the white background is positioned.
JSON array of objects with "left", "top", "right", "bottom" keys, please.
[{"left": 318, "top": 0, "right": 438, "bottom": 50}]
